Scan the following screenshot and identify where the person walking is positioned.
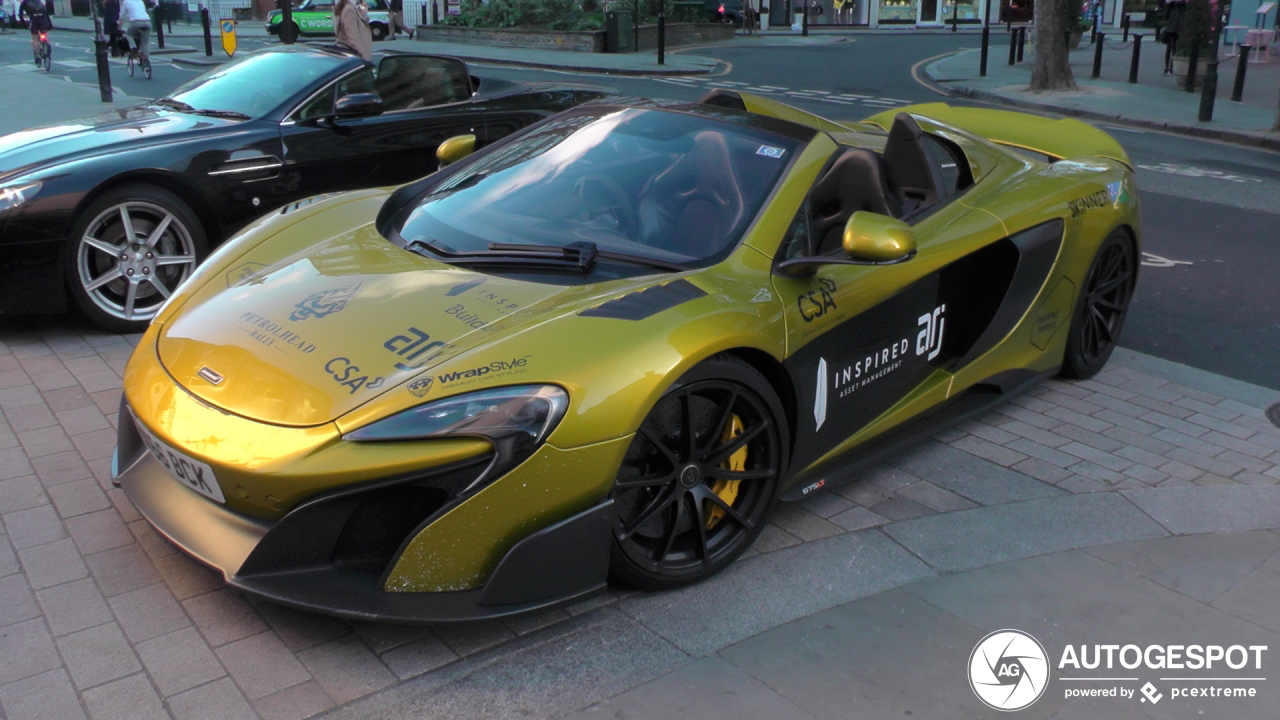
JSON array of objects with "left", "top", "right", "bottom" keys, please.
[
  {"left": 741, "top": 0, "right": 756, "bottom": 34},
  {"left": 119, "top": 0, "right": 151, "bottom": 61},
  {"left": 102, "top": 0, "right": 123, "bottom": 57},
  {"left": 388, "top": 0, "right": 413, "bottom": 38},
  {"left": 334, "top": 0, "right": 372, "bottom": 59}
]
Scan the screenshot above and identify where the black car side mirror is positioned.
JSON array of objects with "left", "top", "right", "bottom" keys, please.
[{"left": 334, "top": 93, "right": 384, "bottom": 119}]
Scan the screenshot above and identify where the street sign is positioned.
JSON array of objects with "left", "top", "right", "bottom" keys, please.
[{"left": 220, "top": 19, "right": 237, "bottom": 57}]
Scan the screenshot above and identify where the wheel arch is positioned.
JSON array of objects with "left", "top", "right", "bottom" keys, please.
[
  {"left": 722, "top": 346, "right": 798, "bottom": 470},
  {"left": 72, "top": 171, "right": 224, "bottom": 246}
]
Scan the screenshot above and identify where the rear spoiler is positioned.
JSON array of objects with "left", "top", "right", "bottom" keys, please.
[{"left": 860, "top": 103, "right": 1133, "bottom": 170}]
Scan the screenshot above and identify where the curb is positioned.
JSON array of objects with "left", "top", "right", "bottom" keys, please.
[{"left": 922, "top": 55, "right": 1280, "bottom": 152}]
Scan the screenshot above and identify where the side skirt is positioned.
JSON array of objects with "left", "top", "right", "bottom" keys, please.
[{"left": 780, "top": 367, "right": 1056, "bottom": 502}]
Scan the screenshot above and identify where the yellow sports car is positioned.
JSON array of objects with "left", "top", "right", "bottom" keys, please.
[{"left": 113, "top": 93, "right": 1139, "bottom": 621}]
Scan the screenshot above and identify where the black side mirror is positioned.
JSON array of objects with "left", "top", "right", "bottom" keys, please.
[{"left": 334, "top": 93, "right": 383, "bottom": 119}]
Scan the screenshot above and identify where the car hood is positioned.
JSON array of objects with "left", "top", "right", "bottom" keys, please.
[
  {"left": 0, "top": 106, "right": 239, "bottom": 181},
  {"left": 156, "top": 206, "right": 660, "bottom": 427}
]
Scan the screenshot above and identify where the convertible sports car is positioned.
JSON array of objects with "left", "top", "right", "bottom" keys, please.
[
  {"left": 0, "top": 46, "right": 608, "bottom": 331},
  {"left": 113, "top": 93, "right": 1139, "bottom": 622}
]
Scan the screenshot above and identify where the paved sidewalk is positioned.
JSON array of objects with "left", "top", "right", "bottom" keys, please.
[
  {"left": 926, "top": 40, "right": 1280, "bottom": 149},
  {"left": 2, "top": 303, "right": 1279, "bottom": 720}
]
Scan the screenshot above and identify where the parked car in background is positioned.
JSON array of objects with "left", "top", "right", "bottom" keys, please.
[
  {"left": 267, "top": 0, "right": 394, "bottom": 41},
  {"left": 0, "top": 46, "right": 611, "bottom": 331}
]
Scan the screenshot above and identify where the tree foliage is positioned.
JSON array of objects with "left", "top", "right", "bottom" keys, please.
[{"left": 443, "top": 0, "right": 603, "bottom": 30}]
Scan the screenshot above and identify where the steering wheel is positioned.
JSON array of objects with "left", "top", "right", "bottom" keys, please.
[{"left": 573, "top": 174, "right": 638, "bottom": 241}]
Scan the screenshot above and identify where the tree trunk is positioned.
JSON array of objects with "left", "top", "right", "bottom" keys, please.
[{"left": 1030, "top": 0, "right": 1078, "bottom": 91}]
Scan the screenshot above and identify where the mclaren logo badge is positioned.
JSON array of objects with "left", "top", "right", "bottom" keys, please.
[{"left": 197, "top": 367, "right": 225, "bottom": 385}]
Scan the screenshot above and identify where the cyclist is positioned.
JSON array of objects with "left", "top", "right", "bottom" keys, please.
[
  {"left": 18, "top": 0, "right": 52, "bottom": 66},
  {"left": 119, "top": 0, "right": 151, "bottom": 65}
]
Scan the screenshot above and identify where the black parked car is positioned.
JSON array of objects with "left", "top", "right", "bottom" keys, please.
[{"left": 0, "top": 46, "right": 610, "bottom": 331}]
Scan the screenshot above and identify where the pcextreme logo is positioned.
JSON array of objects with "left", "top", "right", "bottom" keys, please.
[{"left": 969, "top": 629, "right": 1050, "bottom": 711}]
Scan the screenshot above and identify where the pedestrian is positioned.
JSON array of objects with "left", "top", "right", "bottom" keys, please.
[
  {"left": 334, "top": 0, "right": 372, "bottom": 60},
  {"left": 119, "top": 0, "right": 151, "bottom": 61},
  {"left": 388, "top": 0, "right": 413, "bottom": 38},
  {"left": 1159, "top": 0, "right": 1185, "bottom": 74},
  {"left": 102, "top": 0, "right": 122, "bottom": 57},
  {"left": 741, "top": 0, "right": 756, "bottom": 34}
]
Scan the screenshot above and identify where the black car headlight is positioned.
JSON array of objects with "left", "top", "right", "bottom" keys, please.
[
  {"left": 346, "top": 385, "right": 569, "bottom": 487},
  {"left": 0, "top": 180, "right": 40, "bottom": 215}
]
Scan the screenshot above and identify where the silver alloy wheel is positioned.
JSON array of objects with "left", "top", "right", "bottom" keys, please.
[{"left": 76, "top": 201, "right": 197, "bottom": 322}]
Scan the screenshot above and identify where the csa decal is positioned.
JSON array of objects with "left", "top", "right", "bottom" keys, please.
[{"left": 797, "top": 277, "right": 837, "bottom": 322}]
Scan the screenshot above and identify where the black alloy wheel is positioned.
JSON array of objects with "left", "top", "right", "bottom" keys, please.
[
  {"left": 370, "top": 23, "right": 388, "bottom": 41},
  {"left": 610, "top": 355, "right": 787, "bottom": 590},
  {"left": 1060, "top": 229, "right": 1137, "bottom": 379}
]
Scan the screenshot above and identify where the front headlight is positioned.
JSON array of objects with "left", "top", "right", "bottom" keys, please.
[
  {"left": 0, "top": 180, "right": 41, "bottom": 215},
  {"left": 346, "top": 385, "right": 569, "bottom": 482}
]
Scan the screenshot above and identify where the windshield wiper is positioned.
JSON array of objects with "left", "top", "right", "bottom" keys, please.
[
  {"left": 406, "top": 240, "right": 689, "bottom": 273},
  {"left": 192, "top": 109, "right": 252, "bottom": 120},
  {"left": 152, "top": 98, "right": 196, "bottom": 113}
]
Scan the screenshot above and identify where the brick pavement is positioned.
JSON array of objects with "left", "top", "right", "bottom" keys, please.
[{"left": 1, "top": 315, "right": 1278, "bottom": 719}]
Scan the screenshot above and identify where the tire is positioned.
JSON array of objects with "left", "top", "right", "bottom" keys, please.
[
  {"left": 1059, "top": 229, "right": 1137, "bottom": 379},
  {"left": 609, "top": 353, "right": 789, "bottom": 590},
  {"left": 66, "top": 184, "right": 208, "bottom": 333},
  {"left": 370, "top": 22, "right": 388, "bottom": 41},
  {"left": 127, "top": 53, "right": 135, "bottom": 77},
  {"left": 143, "top": 56, "right": 151, "bottom": 80}
]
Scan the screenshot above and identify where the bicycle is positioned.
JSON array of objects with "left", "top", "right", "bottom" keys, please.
[
  {"left": 34, "top": 31, "right": 51, "bottom": 71},
  {"left": 126, "top": 43, "right": 151, "bottom": 80}
]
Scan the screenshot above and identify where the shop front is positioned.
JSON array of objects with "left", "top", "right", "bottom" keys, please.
[{"left": 767, "top": 0, "right": 989, "bottom": 25}]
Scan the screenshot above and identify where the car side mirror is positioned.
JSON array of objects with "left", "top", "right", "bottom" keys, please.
[
  {"left": 334, "top": 93, "right": 383, "bottom": 119},
  {"left": 843, "top": 211, "right": 916, "bottom": 263},
  {"left": 437, "top": 134, "right": 476, "bottom": 168}
]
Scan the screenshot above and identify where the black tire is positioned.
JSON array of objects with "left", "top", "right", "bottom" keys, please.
[
  {"left": 1059, "top": 229, "right": 1137, "bottom": 379},
  {"left": 370, "top": 22, "right": 388, "bottom": 41},
  {"left": 143, "top": 56, "right": 151, "bottom": 80},
  {"left": 127, "top": 53, "right": 135, "bottom": 77},
  {"left": 66, "top": 184, "right": 208, "bottom": 333},
  {"left": 609, "top": 353, "right": 789, "bottom": 591}
]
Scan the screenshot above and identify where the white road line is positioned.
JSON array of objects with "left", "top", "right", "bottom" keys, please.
[{"left": 54, "top": 59, "right": 95, "bottom": 68}]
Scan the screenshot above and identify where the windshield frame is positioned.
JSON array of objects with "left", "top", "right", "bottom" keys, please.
[
  {"left": 382, "top": 103, "right": 816, "bottom": 274},
  {"left": 162, "top": 48, "right": 359, "bottom": 122}
]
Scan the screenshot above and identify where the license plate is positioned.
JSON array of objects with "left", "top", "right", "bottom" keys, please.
[{"left": 134, "top": 419, "right": 226, "bottom": 504}]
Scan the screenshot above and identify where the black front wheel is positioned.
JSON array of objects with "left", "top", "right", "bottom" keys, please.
[
  {"left": 609, "top": 354, "right": 788, "bottom": 590},
  {"left": 370, "top": 23, "right": 388, "bottom": 41},
  {"left": 1060, "top": 229, "right": 1137, "bottom": 379}
]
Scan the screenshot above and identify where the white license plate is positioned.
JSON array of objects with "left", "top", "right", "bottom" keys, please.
[{"left": 134, "top": 419, "right": 226, "bottom": 504}]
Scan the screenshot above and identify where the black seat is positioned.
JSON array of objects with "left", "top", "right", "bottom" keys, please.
[
  {"left": 881, "top": 113, "right": 944, "bottom": 217},
  {"left": 810, "top": 147, "right": 899, "bottom": 255}
]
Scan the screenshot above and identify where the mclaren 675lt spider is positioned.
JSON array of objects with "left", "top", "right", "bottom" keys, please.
[{"left": 113, "top": 92, "right": 1140, "bottom": 622}]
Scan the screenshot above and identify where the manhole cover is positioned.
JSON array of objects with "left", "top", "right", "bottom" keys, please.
[{"left": 1267, "top": 402, "right": 1280, "bottom": 429}]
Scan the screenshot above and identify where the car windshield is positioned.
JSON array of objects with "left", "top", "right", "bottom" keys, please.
[
  {"left": 395, "top": 107, "right": 802, "bottom": 267},
  {"left": 163, "top": 51, "right": 347, "bottom": 119}
]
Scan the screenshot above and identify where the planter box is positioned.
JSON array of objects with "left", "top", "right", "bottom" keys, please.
[
  {"left": 413, "top": 22, "right": 734, "bottom": 53},
  {"left": 414, "top": 25, "right": 606, "bottom": 52},
  {"left": 1170, "top": 56, "right": 1205, "bottom": 90}
]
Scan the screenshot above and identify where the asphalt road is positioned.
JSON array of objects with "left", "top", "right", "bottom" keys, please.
[{"left": 3, "top": 29, "right": 1278, "bottom": 389}]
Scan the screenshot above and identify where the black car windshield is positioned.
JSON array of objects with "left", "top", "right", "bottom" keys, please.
[
  {"left": 396, "top": 107, "right": 802, "bottom": 267},
  {"left": 163, "top": 51, "right": 347, "bottom": 119}
]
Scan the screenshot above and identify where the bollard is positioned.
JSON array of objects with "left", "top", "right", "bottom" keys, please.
[
  {"left": 154, "top": 8, "right": 165, "bottom": 50},
  {"left": 1008, "top": 26, "right": 1017, "bottom": 65},
  {"left": 94, "top": 37, "right": 112, "bottom": 102},
  {"left": 1231, "top": 45, "right": 1251, "bottom": 101},
  {"left": 421, "top": 2, "right": 427, "bottom": 25},
  {"left": 1185, "top": 45, "right": 1198, "bottom": 92},
  {"left": 281, "top": 0, "right": 294, "bottom": 43},
  {"left": 201, "top": 7, "right": 212, "bottom": 55},
  {"left": 951, "top": 0, "right": 958, "bottom": 31},
  {"left": 432, "top": 1, "right": 439, "bottom": 24},
  {"left": 1092, "top": 32, "right": 1104, "bottom": 77},
  {"left": 802, "top": 3, "right": 808, "bottom": 36},
  {"left": 1016, "top": 26, "right": 1025, "bottom": 62},
  {"left": 980, "top": 25, "right": 990, "bottom": 76},
  {"left": 1121, "top": 13, "right": 1129, "bottom": 42},
  {"left": 1129, "top": 34, "right": 1142, "bottom": 83},
  {"left": 1198, "top": 58, "right": 1218, "bottom": 121},
  {"left": 657, "top": 13, "right": 665, "bottom": 65}
]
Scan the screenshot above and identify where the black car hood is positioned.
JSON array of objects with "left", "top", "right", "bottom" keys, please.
[{"left": 0, "top": 105, "right": 241, "bottom": 181}]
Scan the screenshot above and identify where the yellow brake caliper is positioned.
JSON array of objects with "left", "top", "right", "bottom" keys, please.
[{"left": 707, "top": 414, "right": 746, "bottom": 529}]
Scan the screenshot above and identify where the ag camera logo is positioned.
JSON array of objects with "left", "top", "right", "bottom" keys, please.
[{"left": 969, "top": 629, "right": 1050, "bottom": 711}]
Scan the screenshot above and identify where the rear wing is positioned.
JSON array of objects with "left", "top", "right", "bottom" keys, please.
[{"left": 861, "top": 103, "right": 1133, "bottom": 170}]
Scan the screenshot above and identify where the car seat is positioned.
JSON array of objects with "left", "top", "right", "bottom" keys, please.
[
  {"left": 809, "top": 147, "right": 901, "bottom": 255},
  {"left": 636, "top": 130, "right": 746, "bottom": 256},
  {"left": 881, "top": 113, "right": 944, "bottom": 217}
]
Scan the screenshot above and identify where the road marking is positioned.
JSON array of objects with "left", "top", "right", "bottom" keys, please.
[
  {"left": 54, "top": 59, "right": 95, "bottom": 68},
  {"left": 1138, "top": 163, "right": 1264, "bottom": 183},
  {"left": 1141, "top": 252, "right": 1193, "bottom": 267}
]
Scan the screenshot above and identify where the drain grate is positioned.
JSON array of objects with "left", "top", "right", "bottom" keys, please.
[{"left": 1268, "top": 402, "right": 1280, "bottom": 429}]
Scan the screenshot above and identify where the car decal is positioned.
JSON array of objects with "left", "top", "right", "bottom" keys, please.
[{"left": 578, "top": 279, "right": 707, "bottom": 321}]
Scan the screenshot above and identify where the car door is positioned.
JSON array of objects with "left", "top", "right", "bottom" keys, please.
[
  {"left": 772, "top": 134, "right": 1013, "bottom": 475},
  {"left": 279, "top": 56, "right": 487, "bottom": 200}
]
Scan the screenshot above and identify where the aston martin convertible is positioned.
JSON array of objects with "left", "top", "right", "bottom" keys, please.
[
  {"left": 113, "top": 92, "right": 1140, "bottom": 622},
  {"left": 0, "top": 45, "right": 609, "bottom": 331}
]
